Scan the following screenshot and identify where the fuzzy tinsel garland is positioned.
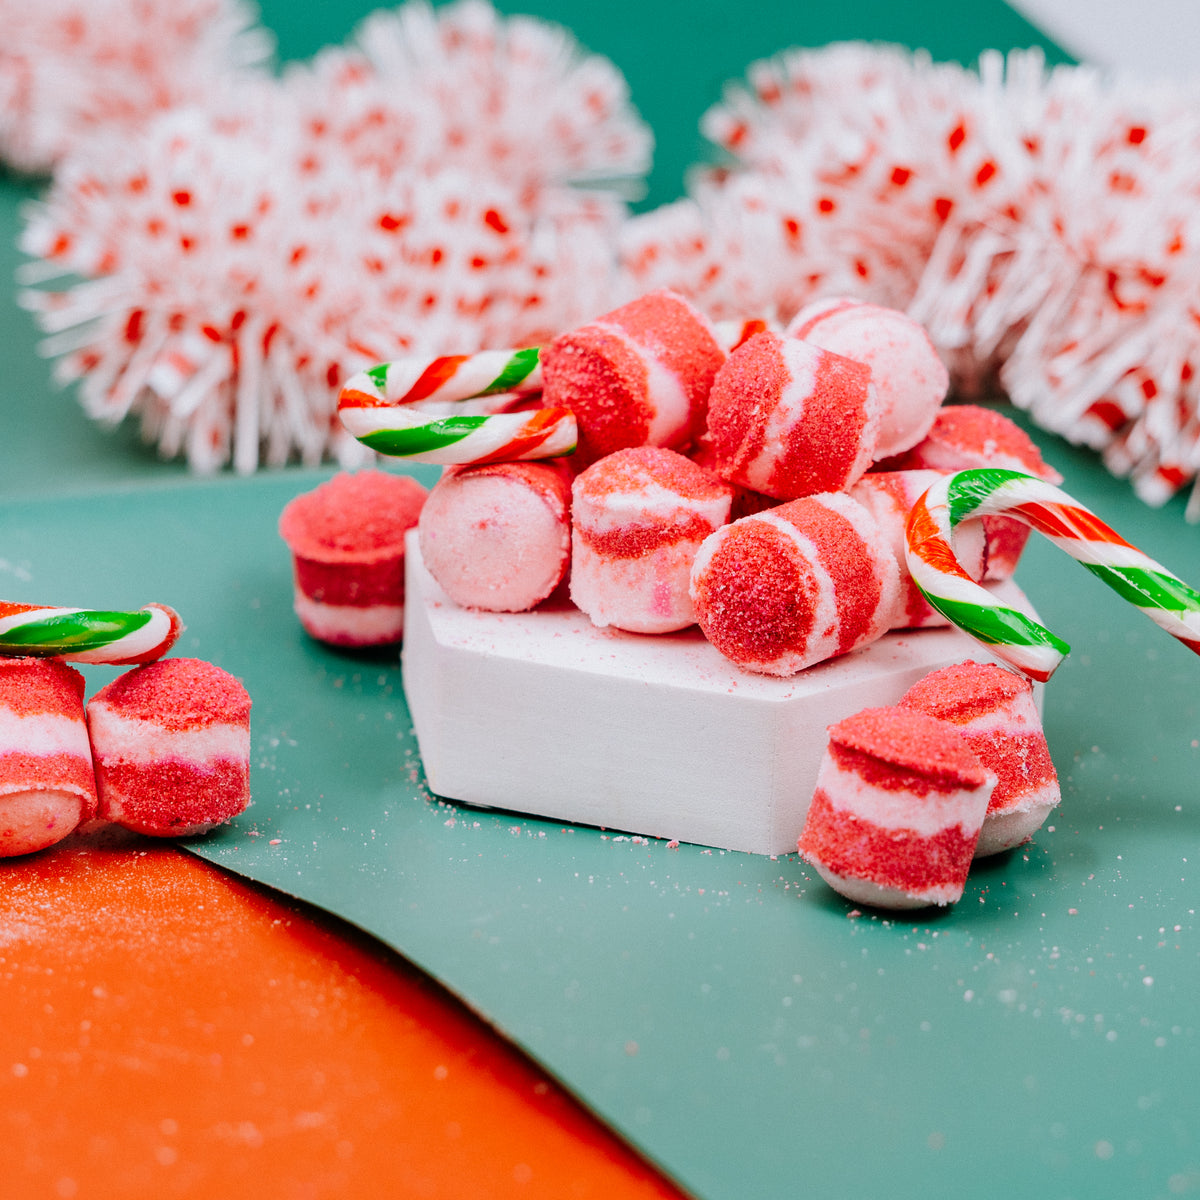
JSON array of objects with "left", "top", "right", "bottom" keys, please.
[{"left": 19, "top": 1, "right": 647, "bottom": 473}]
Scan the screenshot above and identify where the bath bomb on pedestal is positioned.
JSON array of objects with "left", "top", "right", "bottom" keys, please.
[
  {"left": 418, "top": 460, "right": 572, "bottom": 613},
  {"left": 786, "top": 297, "right": 948, "bottom": 458},
  {"left": 540, "top": 289, "right": 726, "bottom": 462},
  {"left": 571, "top": 447, "right": 733, "bottom": 634},
  {"left": 690, "top": 491, "right": 899, "bottom": 676},
  {"left": 704, "top": 330, "right": 879, "bottom": 501}
]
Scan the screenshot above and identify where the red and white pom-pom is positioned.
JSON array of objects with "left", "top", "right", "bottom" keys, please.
[
  {"left": 19, "top": 83, "right": 629, "bottom": 473},
  {"left": 622, "top": 40, "right": 1200, "bottom": 518},
  {"left": 284, "top": 0, "right": 652, "bottom": 217},
  {"left": 17, "top": 0, "right": 645, "bottom": 473},
  {"left": 623, "top": 43, "right": 1010, "bottom": 326},
  {"left": 0, "top": 0, "right": 271, "bottom": 175}
]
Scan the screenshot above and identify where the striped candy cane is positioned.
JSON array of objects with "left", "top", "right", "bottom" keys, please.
[
  {"left": 905, "top": 468, "right": 1200, "bottom": 681},
  {"left": 0, "top": 602, "right": 183, "bottom": 665},
  {"left": 338, "top": 403, "right": 577, "bottom": 465},
  {"left": 338, "top": 347, "right": 543, "bottom": 411}
]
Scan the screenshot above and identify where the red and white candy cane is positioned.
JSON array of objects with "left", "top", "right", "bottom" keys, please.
[
  {"left": 905, "top": 468, "right": 1200, "bottom": 682},
  {"left": 0, "top": 602, "right": 182, "bottom": 665},
  {"left": 338, "top": 402, "right": 577, "bottom": 465},
  {"left": 337, "top": 347, "right": 577, "bottom": 464},
  {"left": 338, "top": 347, "right": 543, "bottom": 411}
]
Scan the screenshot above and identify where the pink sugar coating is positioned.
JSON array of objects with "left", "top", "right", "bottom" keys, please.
[
  {"left": 540, "top": 290, "right": 724, "bottom": 461},
  {"left": 94, "top": 756, "right": 249, "bottom": 838},
  {"left": 786, "top": 298, "right": 947, "bottom": 457},
  {"left": 705, "top": 331, "right": 876, "bottom": 499},
  {"left": 828, "top": 706, "right": 988, "bottom": 791},
  {"left": 575, "top": 446, "right": 732, "bottom": 506},
  {"left": 418, "top": 459, "right": 572, "bottom": 613},
  {"left": 0, "top": 658, "right": 86, "bottom": 718},
  {"left": 899, "top": 660, "right": 1030, "bottom": 725},
  {"left": 691, "top": 494, "right": 888, "bottom": 673},
  {"left": 884, "top": 404, "right": 1062, "bottom": 483},
  {"left": 88, "top": 657, "right": 250, "bottom": 732},
  {"left": 606, "top": 290, "right": 725, "bottom": 427},
  {"left": 278, "top": 470, "right": 429, "bottom": 564}
]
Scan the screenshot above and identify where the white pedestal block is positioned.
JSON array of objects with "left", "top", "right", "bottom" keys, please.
[{"left": 403, "top": 535, "right": 1042, "bottom": 856}]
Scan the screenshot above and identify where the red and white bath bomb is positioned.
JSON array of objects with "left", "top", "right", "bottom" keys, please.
[
  {"left": 880, "top": 404, "right": 1062, "bottom": 580},
  {"left": 540, "top": 289, "right": 726, "bottom": 462},
  {"left": 786, "top": 297, "right": 948, "bottom": 458},
  {"left": 87, "top": 657, "right": 251, "bottom": 838},
  {"left": 571, "top": 447, "right": 733, "bottom": 634},
  {"left": 705, "top": 330, "right": 880, "bottom": 501},
  {"left": 279, "top": 469, "right": 428, "bottom": 647},
  {"left": 418, "top": 460, "right": 572, "bottom": 613},
  {"left": 900, "top": 660, "right": 1060, "bottom": 856},
  {"left": 798, "top": 706, "right": 995, "bottom": 909},
  {"left": 0, "top": 658, "right": 97, "bottom": 856},
  {"left": 849, "top": 470, "right": 986, "bottom": 629},
  {"left": 690, "top": 491, "right": 900, "bottom": 676}
]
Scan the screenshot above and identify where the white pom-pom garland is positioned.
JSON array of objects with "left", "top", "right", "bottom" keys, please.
[
  {"left": 14, "top": 14, "right": 1200, "bottom": 515},
  {"left": 622, "top": 43, "right": 1200, "bottom": 519},
  {"left": 0, "top": 0, "right": 271, "bottom": 174},
  {"left": 19, "top": 1, "right": 644, "bottom": 473}
]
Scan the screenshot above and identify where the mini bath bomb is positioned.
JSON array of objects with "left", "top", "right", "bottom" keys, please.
[
  {"left": 900, "top": 660, "right": 1060, "bottom": 856},
  {"left": 418, "top": 459, "right": 572, "bottom": 612},
  {"left": 704, "top": 330, "right": 880, "bottom": 501},
  {"left": 539, "top": 289, "right": 726, "bottom": 462},
  {"left": 0, "top": 657, "right": 96, "bottom": 856},
  {"left": 786, "top": 297, "right": 948, "bottom": 457},
  {"left": 87, "top": 657, "right": 251, "bottom": 838},
  {"left": 571, "top": 446, "right": 733, "bottom": 633},
  {"left": 690, "top": 491, "right": 900, "bottom": 676},
  {"left": 279, "top": 469, "right": 428, "bottom": 647},
  {"left": 798, "top": 705, "right": 995, "bottom": 909}
]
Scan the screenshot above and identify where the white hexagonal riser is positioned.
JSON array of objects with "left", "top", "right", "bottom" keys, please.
[{"left": 403, "top": 534, "right": 1042, "bottom": 855}]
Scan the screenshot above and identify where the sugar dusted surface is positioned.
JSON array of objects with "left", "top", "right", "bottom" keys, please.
[
  {"left": 279, "top": 470, "right": 428, "bottom": 563},
  {"left": 88, "top": 658, "right": 250, "bottom": 732},
  {"left": 0, "top": 658, "right": 86, "bottom": 718},
  {"left": 829, "top": 706, "right": 990, "bottom": 790}
]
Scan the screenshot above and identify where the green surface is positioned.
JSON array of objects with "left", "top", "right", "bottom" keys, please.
[
  {"left": 5, "top": 454, "right": 1200, "bottom": 1200},
  {"left": 9, "top": 3, "right": 1200, "bottom": 1199}
]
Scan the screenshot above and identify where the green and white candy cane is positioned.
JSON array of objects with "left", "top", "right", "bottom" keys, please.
[
  {"left": 0, "top": 601, "right": 183, "bottom": 665},
  {"left": 905, "top": 468, "right": 1200, "bottom": 682}
]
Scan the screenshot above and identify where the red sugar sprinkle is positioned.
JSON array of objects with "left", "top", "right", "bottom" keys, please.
[
  {"left": 693, "top": 520, "right": 816, "bottom": 666},
  {"left": 772, "top": 497, "right": 880, "bottom": 654},
  {"left": 89, "top": 657, "right": 250, "bottom": 732},
  {"left": 800, "top": 788, "right": 978, "bottom": 892},
  {"left": 576, "top": 446, "right": 731, "bottom": 504},
  {"left": 827, "top": 706, "right": 988, "bottom": 791},
  {"left": 899, "top": 660, "right": 1027, "bottom": 724},
  {"left": 279, "top": 470, "right": 429, "bottom": 563},
  {"left": 0, "top": 658, "right": 86, "bottom": 718}
]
